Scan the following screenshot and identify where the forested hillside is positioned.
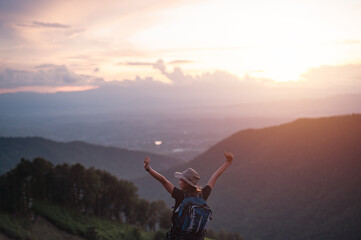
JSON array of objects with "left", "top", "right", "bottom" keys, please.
[
  {"left": 0, "top": 158, "right": 172, "bottom": 227},
  {"left": 0, "top": 137, "right": 181, "bottom": 179},
  {"left": 134, "top": 114, "right": 361, "bottom": 240},
  {"left": 0, "top": 158, "right": 241, "bottom": 240},
  {"left": 0, "top": 158, "right": 171, "bottom": 240}
]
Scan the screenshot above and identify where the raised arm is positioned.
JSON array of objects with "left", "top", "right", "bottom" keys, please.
[
  {"left": 207, "top": 151, "right": 234, "bottom": 189},
  {"left": 144, "top": 156, "right": 174, "bottom": 195}
]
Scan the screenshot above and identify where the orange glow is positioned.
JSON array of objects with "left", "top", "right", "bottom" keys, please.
[{"left": 1, "top": 0, "right": 361, "bottom": 91}]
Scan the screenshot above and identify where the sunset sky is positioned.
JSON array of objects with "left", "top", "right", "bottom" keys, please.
[{"left": 1, "top": 0, "right": 361, "bottom": 94}]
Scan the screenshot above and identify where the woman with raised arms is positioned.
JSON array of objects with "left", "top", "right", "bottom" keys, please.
[{"left": 144, "top": 151, "right": 234, "bottom": 240}]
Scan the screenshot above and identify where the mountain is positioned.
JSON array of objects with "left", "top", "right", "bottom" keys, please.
[
  {"left": 133, "top": 114, "right": 361, "bottom": 240},
  {"left": 0, "top": 137, "right": 181, "bottom": 179}
]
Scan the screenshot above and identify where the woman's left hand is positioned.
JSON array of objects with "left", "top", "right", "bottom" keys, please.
[{"left": 224, "top": 151, "right": 234, "bottom": 165}]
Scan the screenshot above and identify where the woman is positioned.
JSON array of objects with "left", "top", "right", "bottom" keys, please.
[{"left": 144, "top": 151, "right": 234, "bottom": 240}]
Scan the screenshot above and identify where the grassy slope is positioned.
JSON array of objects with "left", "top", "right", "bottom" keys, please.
[
  {"left": 0, "top": 201, "right": 159, "bottom": 240},
  {"left": 0, "top": 204, "right": 217, "bottom": 240}
]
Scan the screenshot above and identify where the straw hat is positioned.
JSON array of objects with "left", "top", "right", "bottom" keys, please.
[{"left": 174, "top": 168, "right": 201, "bottom": 188}]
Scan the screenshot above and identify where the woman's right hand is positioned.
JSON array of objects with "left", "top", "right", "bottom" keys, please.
[{"left": 144, "top": 156, "right": 151, "bottom": 171}]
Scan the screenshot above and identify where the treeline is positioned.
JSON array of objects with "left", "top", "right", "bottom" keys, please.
[
  {"left": 0, "top": 158, "right": 245, "bottom": 240},
  {"left": 0, "top": 158, "right": 172, "bottom": 231}
]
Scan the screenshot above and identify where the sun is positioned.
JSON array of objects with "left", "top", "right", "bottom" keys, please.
[{"left": 129, "top": 0, "right": 349, "bottom": 83}]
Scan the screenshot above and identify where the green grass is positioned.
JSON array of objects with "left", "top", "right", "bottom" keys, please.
[
  {"left": 33, "top": 201, "right": 88, "bottom": 236},
  {"left": 2, "top": 202, "right": 217, "bottom": 240},
  {"left": 33, "top": 201, "right": 155, "bottom": 240},
  {"left": 0, "top": 211, "right": 34, "bottom": 240}
]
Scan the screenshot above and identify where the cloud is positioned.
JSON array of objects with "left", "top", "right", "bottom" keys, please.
[
  {"left": 90, "top": 59, "right": 361, "bottom": 104},
  {"left": 35, "top": 64, "right": 61, "bottom": 69},
  {"left": 153, "top": 60, "right": 167, "bottom": 74},
  {"left": 115, "top": 59, "right": 272, "bottom": 103},
  {"left": 120, "top": 61, "right": 154, "bottom": 66},
  {"left": 0, "top": 64, "right": 104, "bottom": 88},
  {"left": 32, "top": 21, "right": 70, "bottom": 28},
  {"left": 121, "top": 59, "right": 361, "bottom": 104},
  {"left": 16, "top": 21, "right": 71, "bottom": 29},
  {"left": 116, "top": 76, "right": 167, "bottom": 87},
  {"left": 2, "top": 58, "right": 361, "bottom": 102},
  {"left": 300, "top": 64, "right": 361, "bottom": 91},
  {"left": 116, "top": 59, "right": 271, "bottom": 94},
  {"left": 168, "top": 60, "right": 193, "bottom": 64},
  {"left": 151, "top": 59, "right": 262, "bottom": 88},
  {"left": 339, "top": 40, "right": 361, "bottom": 45},
  {"left": 151, "top": 60, "right": 361, "bottom": 95},
  {"left": 16, "top": 21, "right": 84, "bottom": 38}
]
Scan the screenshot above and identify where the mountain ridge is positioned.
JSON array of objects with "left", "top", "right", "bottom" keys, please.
[
  {"left": 133, "top": 114, "right": 361, "bottom": 240},
  {"left": 0, "top": 136, "right": 182, "bottom": 180}
]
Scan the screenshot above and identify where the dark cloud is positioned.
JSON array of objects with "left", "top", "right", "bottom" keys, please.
[
  {"left": 17, "top": 21, "right": 71, "bottom": 29},
  {"left": 0, "top": 64, "right": 104, "bottom": 88},
  {"left": 93, "top": 68, "right": 99, "bottom": 73},
  {"left": 32, "top": 21, "right": 70, "bottom": 28}
]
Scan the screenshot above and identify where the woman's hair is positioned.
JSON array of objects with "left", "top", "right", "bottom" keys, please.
[{"left": 184, "top": 183, "right": 200, "bottom": 196}]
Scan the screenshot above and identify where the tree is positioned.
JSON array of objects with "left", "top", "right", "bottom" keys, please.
[
  {"left": 83, "top": 167, "right": 101, "bottom": 214},
  {"left": 49, "top": 163, "right": 72, "bottom": 205},
  {"left": 158, "top": 207, "right": 172, "bottom": 230},
  {"left": 147, "top": 200, "right": 171, "bottom": 231},
  {"left": 134, "top": 199, "right": 150, "bottom": 228},
  {"left": 69, "top": 163, "right": 86, "bottom": 209},
  {"left": 30, "top": 158, "right": 53, "bottom": 199}
]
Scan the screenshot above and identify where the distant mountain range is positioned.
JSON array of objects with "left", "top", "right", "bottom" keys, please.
[
  {"left": 133, "top": 114, "right": 361, "bottom": 240},
  {"left": 0, "top": 137, "right": 181, "bottom": 179},
  {"left": 1, "top": 91, "right": 360, "bottom": 161},
  {"left": 1, "top": 87, "right": 360, "bottom": 118}
]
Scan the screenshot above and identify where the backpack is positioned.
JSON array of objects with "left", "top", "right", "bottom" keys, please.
[{"left": 174, "top": 192, "right": 212, "bottom": 236}]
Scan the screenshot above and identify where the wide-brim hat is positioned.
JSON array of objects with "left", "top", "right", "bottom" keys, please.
[{"left": 174, "top": 168, "right": 201, "bottom": 189}]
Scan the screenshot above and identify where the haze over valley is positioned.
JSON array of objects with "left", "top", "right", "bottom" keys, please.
[{"left": 1, "top": 87, "right": 360, "bottom": 161}]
